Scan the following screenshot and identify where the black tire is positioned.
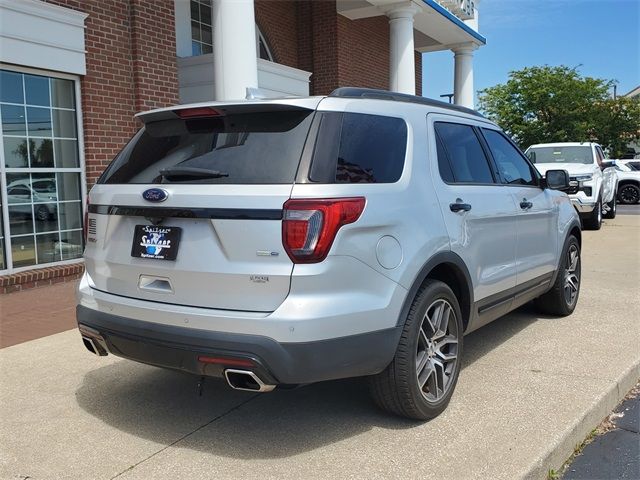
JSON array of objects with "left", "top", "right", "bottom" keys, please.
[
  {"left": 618, "top": 183, "right": 640, "bottom": 205},
  {"left": 35, "top": 205, "right": 50, "bottom": 221},
  {"left": 369, "top": 280, "right": 463, "bottom": 420},
  {"left": 582, "top": 197, "right": 602, "bottom": 230},
  {"left": 603, "top": 193, "right": 616, "bottom": 219},
  {"left": 534, "top": 235, "right": 581, "bottom": 316}
]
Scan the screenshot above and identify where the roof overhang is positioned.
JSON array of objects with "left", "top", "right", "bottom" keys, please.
[{"left": 336, "top": 0, "right": 486, "bottom": 52}]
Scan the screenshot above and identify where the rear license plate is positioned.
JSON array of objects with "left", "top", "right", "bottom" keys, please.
[{"left": 131, "top": 225, "right": 181, "bottom": 261}]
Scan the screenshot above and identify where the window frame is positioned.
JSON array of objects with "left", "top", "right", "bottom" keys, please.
[
  {"left": 478, "top": 127, "right": 542, "bottom": 188},
  {"left": 190, "top": 0, "right": 213, "bottom": 56},
  {"left": 433, "top": 120, "right": 499, "bottom": 186},
  {"left": 0, "top": 64, "right": 87, "bottom": 274}
]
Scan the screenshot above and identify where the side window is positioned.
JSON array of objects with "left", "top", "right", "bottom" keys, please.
[
  {"left": 595, "top": 146, "right": 604, "bottom": 167},
  {"left": 434, "top": 122, "right": 494, "bottom": 184},
  {"left": 482, "top": 129, "right": 536, "bottom": 186},
  {"left": 436, "top": 134, "right": 454, "bottom": 183},
  {"left": 310, "top": 112, "right": 407, "bottom": 183}
]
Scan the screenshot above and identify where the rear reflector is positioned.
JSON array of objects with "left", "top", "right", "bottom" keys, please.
[
  {"left": 282, "top": 197, "right": 365, "bottom": 263},
  {"left": 176, "top": 107, "right": 221, "bottom": 119},
  {"left": 197, "top": 356, "right": 255, "bottom": 368}
]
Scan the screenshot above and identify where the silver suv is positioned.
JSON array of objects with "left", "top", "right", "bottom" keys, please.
[{"left": 77, "top": 88, "right": 582, "bottom": 420}]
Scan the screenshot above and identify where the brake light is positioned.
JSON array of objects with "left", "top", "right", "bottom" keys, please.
[
  {"left": 282, "top": 197, "right": 365, "bottom": 263},
  {"left": 176, "top": 106, "right": 221, "bottom": 119}
]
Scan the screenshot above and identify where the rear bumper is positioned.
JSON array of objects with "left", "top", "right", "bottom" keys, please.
[{"left": 76, "top": 305, "right": 401, "bottom": 385}]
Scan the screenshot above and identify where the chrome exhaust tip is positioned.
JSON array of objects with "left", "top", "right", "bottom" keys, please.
[
  {"left": 81, "top": 335, "right": 108, "bottom": 356},
  {"left": 78, "top": 324, "right": 108, "bottom": 356},
  {"left": 224, "top": 369, "right": 276, "bottom": 393}
]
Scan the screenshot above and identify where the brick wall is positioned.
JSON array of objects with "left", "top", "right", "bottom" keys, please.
[
  {"left": 337, "top": 15, "right": 390, "bottom": 92},
  {"left": 257, "top": 1, "right": 423, "bottom": 96},
  {"left": 44, "top": 0, "right": 178, "bottom": 187},
  {"left": 255, "top": 0, "right": 298, "bottom": 68}
]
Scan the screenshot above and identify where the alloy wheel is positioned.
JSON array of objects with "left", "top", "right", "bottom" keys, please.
[
  {"left": 416, "top": 299, "right": 459, "bottom": 402},
  {"left": 620, "top": 186, "right": 639, "bottom": 204},
  {"left": 564, "top": 244, "right": 580, "bottom": 307}
]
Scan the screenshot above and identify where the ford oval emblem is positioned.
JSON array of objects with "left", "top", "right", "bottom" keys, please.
[{"left": 142, "top": 188, "right": 168, "bottom": 202}]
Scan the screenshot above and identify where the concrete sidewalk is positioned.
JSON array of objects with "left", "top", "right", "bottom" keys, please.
[{"left": 1, "top": 215, "right": 639, "bottom": 480}]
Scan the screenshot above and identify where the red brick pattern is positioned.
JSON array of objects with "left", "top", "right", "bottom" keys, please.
[
  {"left": 255, "top": 0, "right": 299, "bottom": 68},
  {"left": 0, "top": 263, "right": 84, "bottom": 294},
  {"left": 337, "top": 15, "right": 390, "bottom": 92}
]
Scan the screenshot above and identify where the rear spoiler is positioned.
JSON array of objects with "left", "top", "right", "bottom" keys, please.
[{"left": 136, "top": 97, "right": 323, "bottom": 125}]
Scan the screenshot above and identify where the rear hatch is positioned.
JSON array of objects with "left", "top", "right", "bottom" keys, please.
[{"left": 84, "top": 101, "right": 319, "bottom": 311}]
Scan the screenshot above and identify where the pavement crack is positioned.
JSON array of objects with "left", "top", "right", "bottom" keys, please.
[{"left": 109, "top": 394, "right": 259, "bottom": 479}]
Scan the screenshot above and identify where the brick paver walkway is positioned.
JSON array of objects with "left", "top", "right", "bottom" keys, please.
[{"left": 0, "top": 281, "right": 78, "bottom": 348}]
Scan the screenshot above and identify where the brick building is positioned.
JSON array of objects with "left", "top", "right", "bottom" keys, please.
[{"left": 0, "top": 0, "right": 484, "bottom": 290}]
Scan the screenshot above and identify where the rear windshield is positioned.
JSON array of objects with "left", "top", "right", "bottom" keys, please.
[
  {"left": 527, "top": 146, "right": 592, "bottom": 165},
  {"left": 99, "top": 110, "right": 314, "bottom": 184}
]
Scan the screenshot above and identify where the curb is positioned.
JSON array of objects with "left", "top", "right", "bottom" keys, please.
[{"left": 523, "top": 359, "right": 640, "bottom": 480}]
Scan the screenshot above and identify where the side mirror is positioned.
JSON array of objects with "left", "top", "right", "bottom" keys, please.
[
  {"left": 545, "top": 169, "right": 571, "bottom": 191},
  {"left": 601, "top": 161, "right": 615, "bottom": 169}
]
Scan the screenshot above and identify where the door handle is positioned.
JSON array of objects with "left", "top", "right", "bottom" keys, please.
[
  {"left": 450, "top": 202, "right": 472, "bottom": 213},
  {"left": 520, "top": 200, "right": 533, "bottom": 210}
]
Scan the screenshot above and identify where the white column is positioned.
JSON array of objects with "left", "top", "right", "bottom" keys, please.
[
  {"left": 212, "top": 0, "right": 258, "bottom": 100},
  {"left": 387, "top": 4, "right": 420, "bottom": 95},
  {"left": 453, "top": 45, "right": 476, "bottom": 109}
]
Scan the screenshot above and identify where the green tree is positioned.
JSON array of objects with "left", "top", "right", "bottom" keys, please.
[{"left": 478, "top": 65, "right": 640, "bottom": 157}]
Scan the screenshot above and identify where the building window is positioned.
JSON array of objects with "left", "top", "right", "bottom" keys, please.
[
  {"left": 190, "top": 0, "right": 213, "bottom": 55},
  {"left": 0, "top": 69, "right": 84, "bottom": 272},
  {"left": 257, "top": 28, "right": 273, "bottom": 61}
]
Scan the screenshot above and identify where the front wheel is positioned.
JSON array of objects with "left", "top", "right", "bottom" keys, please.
[
  {"left": 582, "top": 197, "right": 602, "bottom": 230},
  {"left": 369, "top": 280, "right": 463, "bottom": 420},
  {"left": 603, "top": 193, "right": 616, "bottom": 219},
  {"left": 535, "top": 235, "right": 581, "bottom": 316}
]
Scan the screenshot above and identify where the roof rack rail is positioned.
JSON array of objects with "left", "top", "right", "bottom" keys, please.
[{"left": 329, "top": 87, "right": 485, "bottom": 118}]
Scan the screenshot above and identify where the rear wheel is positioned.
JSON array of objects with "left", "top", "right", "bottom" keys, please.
[
  {"left": 369, "top": 280, "right": 463, "bottom": 420},
  {"left": 535, "top": 235, "right": 581, "bottom": 316},
  {"left": 603, "top": 193, "right": 616, "bottom": 219},
  {"left": 618, "top": 184, "right": 640, "bottom": 204},
  {"left": 582, "top": 197, "right": 602, "bottom": 230}
]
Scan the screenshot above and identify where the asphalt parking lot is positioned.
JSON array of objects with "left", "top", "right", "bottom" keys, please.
[{"left": 1, "top": 211, "right": 639, "bottom": 480}]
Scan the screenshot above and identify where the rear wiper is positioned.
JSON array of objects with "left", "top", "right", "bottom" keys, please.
[{"left": 157, "top": 167, "right": 229, "bottom": 182}]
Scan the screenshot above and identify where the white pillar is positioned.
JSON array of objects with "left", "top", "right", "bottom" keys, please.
[
  {"left": 453, "top": 45, "right": 476, "bottom": 109},
  {"left": 387, "top": 4, "right": 420, "bottom": 95},
  {"left": 212, "top": 0, "right": 258, "bottom": 100}
]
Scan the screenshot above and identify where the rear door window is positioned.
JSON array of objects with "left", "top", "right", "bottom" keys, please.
[
  {"left": 310, "top": 112, "right": 407, "bottom": 183},
  {"left": 99, "top": 109, "right": 314, "bottom": 184},
  {"left": 434, "top": 122, "right": 495, "bottom": 184}
]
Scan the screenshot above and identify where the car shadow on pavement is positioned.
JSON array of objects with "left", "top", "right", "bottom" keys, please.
[{"left": 74, "top": 303, "right": 542, "bottom": 460}]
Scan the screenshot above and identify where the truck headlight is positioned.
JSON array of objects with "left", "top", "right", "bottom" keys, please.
[{"left": 574, "top": 174, "right": 593, "bottom": 182}]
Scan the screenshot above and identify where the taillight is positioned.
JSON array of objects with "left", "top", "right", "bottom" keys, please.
[{"left": 282, "top": 197, "right": 365, "bottom": 263}]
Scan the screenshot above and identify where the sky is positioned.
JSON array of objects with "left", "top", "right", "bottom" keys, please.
[{"left": 421, "top": 0, "right": 640, "bottom": 105}]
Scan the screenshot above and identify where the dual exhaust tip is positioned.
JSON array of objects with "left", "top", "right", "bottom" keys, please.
[{"left": 78, "top": 324, "right": 275, "bottom": 393}]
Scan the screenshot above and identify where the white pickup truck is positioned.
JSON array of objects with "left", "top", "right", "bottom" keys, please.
[{"left": 525, "top": 142, "right": 618, "bottom": 230}]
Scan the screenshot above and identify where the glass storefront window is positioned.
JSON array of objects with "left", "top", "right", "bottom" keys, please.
[{"left": 0, "top": 69, "right": 84, "bottom": 272}]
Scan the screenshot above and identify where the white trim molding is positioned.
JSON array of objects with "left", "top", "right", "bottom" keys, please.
[
  {"left": 0, "top": 0, "right": 88, "bottom": 75},
  {"left": 178, "top": 54, "right": 311, "bottom": 104}
]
